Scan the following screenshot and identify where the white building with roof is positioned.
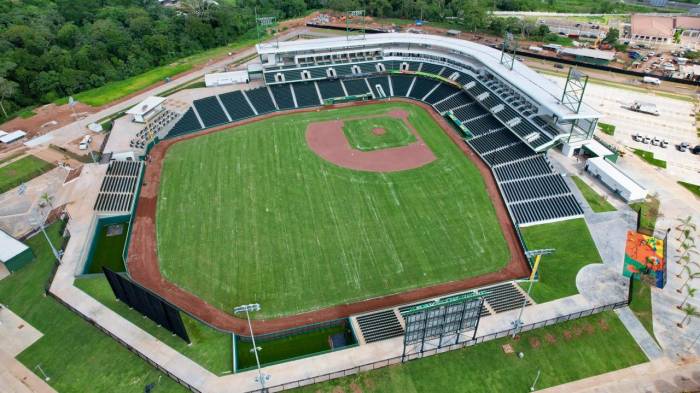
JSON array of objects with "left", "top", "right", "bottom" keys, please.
[
  {"left": 0, "top": 230, "right": 34, "bottom": 272},
  {"left": 126, "top": 96, "right": 166, "bottom": 123}
]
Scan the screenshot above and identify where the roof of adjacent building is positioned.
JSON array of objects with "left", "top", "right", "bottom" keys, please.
[
  {"left": 0, "top": 230, "right": 29, "bottom": 262},
  {"left": 560, "top": 48, "right": 616, "bottom": 61},
  {"left": 631, "top": 14, "right": 700, "bottom": 38},
  {"left": 587, "top": 157, "right": 647, "bottom": 196},
  {"left": 256, "top": 33, "right": 600, "bottom": 120},
  {"left": 126, "top": 96, "right": 166, "bottom": 116}
]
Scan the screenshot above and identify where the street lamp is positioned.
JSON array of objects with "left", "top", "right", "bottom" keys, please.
[
  {"left": 29, "top": 207, "right": 61, "bottom": 262},
  {"left": 234, "top": 303, "right": 270, "bottom": 392}
]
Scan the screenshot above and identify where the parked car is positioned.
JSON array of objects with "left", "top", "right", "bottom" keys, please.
[
  {"left": 642, "top": 135, "right": 651, "bottom": 144},
  {"left": 632, "top": 133, "right": 643, "bottom": 142},
  {"left": 678, "top": 142, "right": 690, "bottom": 152},
  {"left": 79, "top": 135, "right": 92, "bottom": 150},
  {"left": 651, "top": 137, "right": 661, "bottom": 146},
  {"left": 661, "top": 139, "right": 669, "bottom": 148},
  {"left": 554, "top": 63, "right": 564, "bottom": 69},
  {"left": 692, "top": 145, "right": 700, "bottom": 155}
]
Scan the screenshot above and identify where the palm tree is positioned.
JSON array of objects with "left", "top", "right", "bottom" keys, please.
[
  {"left": 677, "top": 304, "right": 699, "bottom": 328},
  {"left": 676, "top": 260, "right": 699, "bottom": 278},
  {"left": 39, "top": 192, "right": 54, "bottom": 208},
  {"left": 676, "top": 216, "right": 697, "bottom": 241},
  {"left": 677, "top": 237, "right": 696, "bottom": 254},
  {"left": 678, "top": 286, "right": 697, "bottom": 309},
  {"left": 677, "top": 267, "right": 700, "bottom": 293}
]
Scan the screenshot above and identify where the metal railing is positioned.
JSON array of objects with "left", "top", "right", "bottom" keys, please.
[{"left": 257, "top": 299, "right": 628, "bottom": 393}]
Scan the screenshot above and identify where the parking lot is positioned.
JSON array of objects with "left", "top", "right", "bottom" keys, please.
[{"left": 546, "top": 75, "right": 700, "bottom": 184}]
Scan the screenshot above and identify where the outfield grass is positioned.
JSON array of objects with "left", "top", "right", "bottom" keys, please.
[
  {"left": 86, "top": 221, "right": 128, "bottom": 273},
  {"left": 295, "top": 311, "right": 647, "bottom": 392},
  {"left": 157, "top": 102, "right": 511, "bottom": 319},
  {"left": 0, "top": 223, "right": 188, "bottom": 393},
  {"left": 571, "top": 176, "right": 617, "bottom": 213},
  {"left": 236, "top": 324, "right": 355, "bottom": 370},
  {"left": 75, "top": 276, "right": 233, "bottom": 375},
  {"left": 342, "top": 116, "right": 416, "bottom": 151},
  {"left": 520, "top": 219, "right": 603, "bottom": 303},
  {"left": 633, "top": 149, "right": 667, "bottom": 169},
  {"left": 0, "top": 155, "right": 55, "bottom": 193}
]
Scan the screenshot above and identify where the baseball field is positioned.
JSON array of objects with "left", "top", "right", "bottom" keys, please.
[{"left": 154, "top": 102, "right": 514, "bottom": 319}]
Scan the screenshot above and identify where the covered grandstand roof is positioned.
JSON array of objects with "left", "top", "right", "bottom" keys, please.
[{"left": 256, "top": 33, "right": 600, "bottom": 121}]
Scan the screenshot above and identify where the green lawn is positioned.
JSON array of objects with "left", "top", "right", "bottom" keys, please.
[
  {"left": 633, "top": 149, "right": 667, "bottom": 169},
  {"left": 0, "top": 155, "right": 55, "bottom": 193},
  {"left": 520, "top": 219, "right": 603, "bottom": 303},
  {"left": 56, "top": 34, "right": 261, "bottom": 107},
  {"left": 342, "top": 116, "right": 416, "bottom": 151},
  {"left": 74, "top": 276, "right": 233, "bottom": 375},
  {"left": 630, "top": 196, "right": 660, "bottom": 235},
  {"left": 571, "top": 176, "right": 616, "bottom": 213},
  {"left": 85, "top": 222, "right": 128, "bottom": 273},
  {"left": 156, "top": 102, "right": 511, "bottom": 319},
  {"left": 0, "top": 223, "right": 188, "bottom": 393},
  {"left": 629, "top": 278, "right": 656, "bottom": 342},
  {"left": 295, "top": 311, "right": 647, "bottom": 393},
  {"left": 598, "top": 122, "right": 616, "bottom": 136},
  {"left": 678, "top": 181, "right": 700, "bottom": 198},
  {"left": 236, "top": 324, "right": 355, "bottom": 370}
]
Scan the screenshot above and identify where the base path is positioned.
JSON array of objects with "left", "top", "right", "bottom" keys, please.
[
  {"left": 127, "top": 99, "right": 530, "bottom": 335},
  {"left": 306, "top": 109, "right": 436, "bottom": 172}
]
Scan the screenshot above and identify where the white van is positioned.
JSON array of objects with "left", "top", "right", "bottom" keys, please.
[
  {"left": 79, "top": 135, "right": 92, "bottom": 150},
  {"left": 642, "top": 76, "right": 661, "bottom": 85}
]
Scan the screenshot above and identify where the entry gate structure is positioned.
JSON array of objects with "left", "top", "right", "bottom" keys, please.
[{"left": 401, "top": 292, "right": 485, "bottom": 361}]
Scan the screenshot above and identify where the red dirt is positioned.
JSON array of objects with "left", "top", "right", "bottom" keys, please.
[
  {"left": 371, "top": 127, "right": 385, "bottom": 136},
  {"left": 127, "top": 99, "right": 530, "bottom": 335},
  {"left": 306, "top": 110, "right": 435, "bottom": 172}
]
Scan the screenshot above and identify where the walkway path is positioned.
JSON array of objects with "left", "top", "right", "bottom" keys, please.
[{"left": 615, "top": 306, "right": 664, "bottom": 360}]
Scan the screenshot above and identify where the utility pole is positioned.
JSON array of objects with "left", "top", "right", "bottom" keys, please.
[
  {"left": 29, "top": 207, "right": 61, "bottom": 262},
  {"left": 234, "top": 304, "right": 269, "bottom": 392}
]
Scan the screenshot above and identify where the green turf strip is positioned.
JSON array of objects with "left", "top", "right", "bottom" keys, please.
[
  {"left": 519, "top": 218, "right": 603, "bottom": 303},
  {"left": 294, "top": 311, "right": 647, "bottom": 392},
  {"left": 0, "top": 155, "right": 55, "bottom": 193},
  {"left": 571, "top": 176, "right": 616, "bottom": 213},
  {"left": 342, "top": 116, "right": 416, "bottom": 151},
  {"left": 75, "top": 276, "right": 232, "bottom": 375},
  {"left": 86, "top": 222, "right": 128, "bottom": 273},
  {"left": 156, "top": 102, "right": 511, "bottom": 319},
  {"left": 0, "top": 223, "right": 188, "bottom": 392}
]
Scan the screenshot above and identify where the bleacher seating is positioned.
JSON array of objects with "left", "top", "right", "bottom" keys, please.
[
  {"left": 453, "top": 104, "right": 487, "bottom": 122},
  {"left": 270, "top": 85, "right": 296, "bottom": 110},
  {"left": 469, "top": 129, "right": 520, "bottom": 155},
  {"left": 390, "top": 75, "right": 414, "bottom": 96},
  {"left": 493, "top": 156, "right": 553, "bottom": 182},
  {"left": 510, "top": 194, "right": 583, "bottom": 225},
  {"left": 434, "top": 92, "right": 473, "bottom": 113},
  {"left": 168, "top": 108, "right": 202, "bottom": 137},
  {"left": 219, "top": 91, "right": 255, "bottom": 121},
  {"left": 94, "top": 161, "right": 142, "bottom": 212},
  {"left": 408, "top": 78, "right": 439, "bottom": 101},
  {"left": 358, "top": 62, "right": 379, "bottom": 74},
  {"left": 356, "top": 310, "right": 404, "bottom": 343},
  {"left": 420, "top": 63, "right": 443, "bottom": 75},
  {"left": 480, "top": 282, "right": 531, "bottom": 314},
  {"left": 293, "top": 82, "right": 321, "bottom": 107},
  {"left": 317, "top": 79, "right": 345, "bottom": 100},
  {"left": 367, "top": 76, "right": 391, "bottom": 98},
  {"left": 501, "top": 174, "right": 572, "bottom": 203},
  {"left": 467, "top": 116, "right": 505, "bottom": 137},
  {"left": 193, "top": 96, "right": 228, "bottom": 128},
  {"left": 343, "top": 79, "right": 370, "bottom": 96},
  {"left": 482, "top": 143, "right": 536, "bottom": 167},
  {"left": 245, "top": 87, "right": 276, "bottom": 114}
]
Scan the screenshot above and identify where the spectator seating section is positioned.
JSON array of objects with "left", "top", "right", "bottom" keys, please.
[
  {"left": 270, "top": 85, "right": 296, "bottom": 110},
  {"left": 390, "top": 75, "right": 414, "bottom": 97},
  {"left": 245, "top": 87, "right": 276, "bottom": 114},
  {"left": 420, "top": 62, "right": 443, "bottom": 75},
  {"left": 193, "top": 96, "right": 228, "bottom": 128},
  {"left": 343, "top": 78, "right": 371, "bottom": 96},
  {"left": 94, "top": 161, "right": 142, "bottom": 212},
  {"left": 168, "top": 108, "right": 202, "bottom": 138},
  {"left": 424, "top": 83, "right": 460, "bottom": 105},
  {"left": 367, "top": 76, "right": 391, "bottom": 98},
  {"left": 219, "top": 91, "right": 255, "bottom": 121},
  {"left": 317, "top": 79, "right": 345, "bottom": 100},
  {"left": 293, "top": 82, "right": 321, "bottom": 107},
  {"left": 408, "top": 77, "right": 439, "bottom": 100},
  {"left": 356, "top": 310, "right": 404, "bottom": 344}
]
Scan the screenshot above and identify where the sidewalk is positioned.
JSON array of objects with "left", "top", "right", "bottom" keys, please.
[{"left": 615, "top": 307, "right": 663, "bottom": 360}]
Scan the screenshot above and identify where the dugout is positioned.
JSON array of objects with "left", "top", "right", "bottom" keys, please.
[
  {"left": 82, "top": 214, "right": 131, "bottom": 274},
  {"left": 0, "top": 229, "right": 34, "bottom": 273},
  {"left": 234, "top": 318, "right": 357, "bottom": 371}
]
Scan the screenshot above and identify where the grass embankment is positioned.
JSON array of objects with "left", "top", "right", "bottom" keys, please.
[
  {"left": 520, "top": 219, "right": 603, "bottom": 303},
  {"left": 678, "top": 181, "right": 700, "bottom": 198},
  {"left": 598, "top": 123, "right": 616, "bottom": 136},
  {"left": 633, "top": 149, "right": 667, "bottom": 169},
  {"left": 0, "top": 155, "right": 55, "bottom": 193},
  {"left": 0, "top": 223, "right": 188, "bottom": 392},
  {"left": 629, "top": 279, "right": 656, "bottom": 342},
  {"left": 342, "top": 116, "right": 416, "bottom": 151},
  {"left": 75, "top": 276, "right": 233, "bottom": 375},
  {"left": 297, "top": 312, "right": 647, "bottom": 393},
  {"left": 157, "top": 102, "right": 511, "bottom": 319},
  {"left": 630, "top": 196, "right": 660, "bottom": 235},
  {"left": 571, "top": 176, "right": 616, "bottom": 213},
  {"left": 56, "top": 34, "right": 261, "bottom": 107}
]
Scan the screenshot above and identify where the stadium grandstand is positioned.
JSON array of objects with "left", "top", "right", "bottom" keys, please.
[{"left": 164, "top": 33, "right": 600, "bottom": 227}]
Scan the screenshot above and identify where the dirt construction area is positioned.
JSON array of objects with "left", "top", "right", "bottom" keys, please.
[{"left": 126, "top": 99, "right": 530, "bottom": 335}]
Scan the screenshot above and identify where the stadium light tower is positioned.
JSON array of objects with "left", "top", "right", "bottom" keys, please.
[
  {"left": 347, "top": 10, "right": 366, "bottom": 41},
  {"left": 234, "top": 303, "right": 270, "bottom": 391},
  {"left": 511, "top": 249, "right": 555, "bottom": 337}
]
